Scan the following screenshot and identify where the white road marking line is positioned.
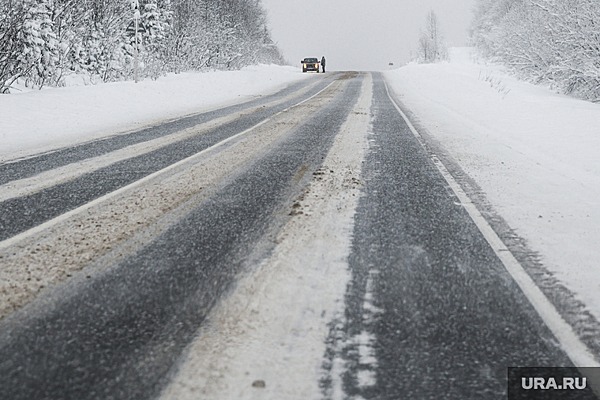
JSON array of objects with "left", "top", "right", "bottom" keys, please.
[{"left": 383, "top": 79, "right": 600, "bottom": 368}]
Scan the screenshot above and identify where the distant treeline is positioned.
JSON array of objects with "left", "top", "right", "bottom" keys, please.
[
  {"left": 471, "top": 0, "right": 600, "bottom": 102},
  {"left": 0, "top": 0, "right": 284, "bottom": 93}
]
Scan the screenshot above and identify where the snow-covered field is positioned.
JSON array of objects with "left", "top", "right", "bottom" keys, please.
[
  {"left": 0, "top": 65, "right": 308, "bottom": 162},
  {"left": 385, "top": 48, "right": 600, "bottom": 324}
]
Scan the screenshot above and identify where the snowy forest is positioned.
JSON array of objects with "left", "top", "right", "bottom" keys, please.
[
  {"left": 0, "top": 0, "right": 284, "bottom": 93},
  {"left": 471, "top": 0, "right": 600, "bottom": 102}
]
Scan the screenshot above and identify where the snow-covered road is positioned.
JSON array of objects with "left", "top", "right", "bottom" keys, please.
[{"left": 1, "top": 59, "right": 600, "bottom": 399}]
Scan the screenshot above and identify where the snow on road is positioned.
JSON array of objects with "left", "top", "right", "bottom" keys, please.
[
  {"left": 160, "top": 74, "right": 372, "bottom": 400},
  {"left": 385, "top": 48, "right": 600, "bottom": 325},
  {"left": 0, "top": 65, "right": 308, "bottom": 162}
]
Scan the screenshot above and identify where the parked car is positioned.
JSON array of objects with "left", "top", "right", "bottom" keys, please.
[{"left": 301, "top": 58, "right": 320, "bottom": 73}]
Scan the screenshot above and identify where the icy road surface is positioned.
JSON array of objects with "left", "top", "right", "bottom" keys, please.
[{"left": 0, "top": 72, "right": 598, "bottom": 399}]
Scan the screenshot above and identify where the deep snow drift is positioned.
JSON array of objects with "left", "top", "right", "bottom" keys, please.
[{"left": 385, "top": 48, "right": 600, "bottom": 324}]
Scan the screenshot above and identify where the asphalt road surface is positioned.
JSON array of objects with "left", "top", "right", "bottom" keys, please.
[{"left": 0, "top": 72, "right": 597, "bottom": 400}]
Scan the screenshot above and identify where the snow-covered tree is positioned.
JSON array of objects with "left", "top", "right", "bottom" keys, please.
[
  {"left": 0, "top": 0, "right": 58, "bottom": 92},
  {"left": 164, "top": 0, "right": 282, "bottom": 72},
  {"left": 1, "top": 0, "right": 283, "bottom": 91},
  {"left": 138, "top": 0, "right": 172, "bottom": 79},
  {"left": 417, "top": 10, "right": 447, "bottom": 63},
  {"left": 471, "top": 0, "right": 600, "bottom": 101}
]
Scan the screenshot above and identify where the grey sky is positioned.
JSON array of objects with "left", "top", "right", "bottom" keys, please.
[{"left": 260, "top": 0, "right": 476, "bottom": 71}]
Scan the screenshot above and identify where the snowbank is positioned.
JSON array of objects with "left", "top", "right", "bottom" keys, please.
[
  {"left": 0, "top": 65, "right": 308, "bottom": 162},
  {"left": 385, "top": 48, "right": 600, "bottom": 322}
]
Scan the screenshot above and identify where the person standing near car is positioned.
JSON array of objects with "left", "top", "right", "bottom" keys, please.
[{"left": 321, "top": 56, "right": 326, "bottom": 73}]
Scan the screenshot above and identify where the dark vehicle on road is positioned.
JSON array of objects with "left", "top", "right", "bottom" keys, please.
[{"left": 301, "top": 57, "right": 320, "bottom": 73}]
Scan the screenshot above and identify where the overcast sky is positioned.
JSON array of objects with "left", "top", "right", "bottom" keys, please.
[{"left": 260, "top": 0, "right": 476, "bottom": 71}]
